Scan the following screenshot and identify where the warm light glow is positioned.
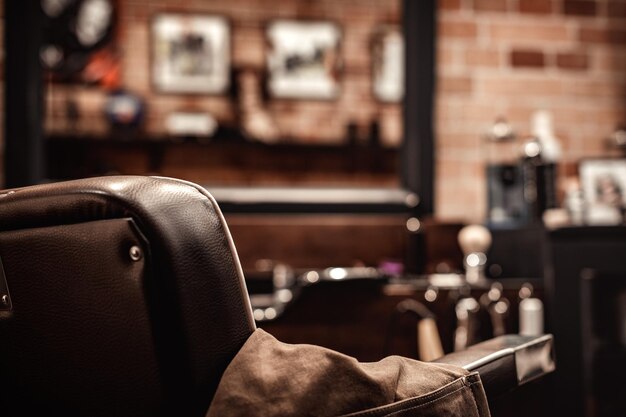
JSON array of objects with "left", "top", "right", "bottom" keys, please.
[
  {"left": 328, "top": 268, "right": 348, "bottom": 280},
  {"left": 406, "top": 217, "right": 421, "bottom": 232},
  {"left": 305, "top": 271, "right": 319, "bottom": 283},
  {"left": 466, "top": 253, "right": 481, "bottom": 268},
  {"left": 276, "top": 289, "right": 293, "bottom": 303},
  {"left": 253, "top": 309, "right": 265, "bottom": 321},
  {"left": 424, "top": 287, "right": 438, "bottom": 303},
  {"left": 264, "top": 307, "right": 277, "bottom": 320},
  {"left": 494, "top": 300, "right": 509, "bottom": 315}
]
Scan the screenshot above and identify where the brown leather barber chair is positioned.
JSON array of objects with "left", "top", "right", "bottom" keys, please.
[{"left": 0, "top": 177, "right": 554, "bottom": 417}]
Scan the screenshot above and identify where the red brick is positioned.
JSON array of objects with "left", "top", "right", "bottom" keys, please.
[
  {"left": 439, "top": 0, "right": 462, "bottom": 11},
  {"left": 580, "top": 27, "right": 626, "bottom": 44},
  {"left": 510, "top": 49, "right": 546, "bottom": 68},
  {"left": 488, "top": 22, "right": 571, "bottom": 43},
  {"left": 438, "top": 75, "right": 474, "bottom": 94},
  {"left": 436, "top": 102, "right": 501, "bottom": 126},
  {"left": 594, "top": 50, "right": 626, "bottom": 73},
  {"left": 479, "top": 75, "right": 564, "bottom": 96},
  {"left": 473, "top": 0, "right": 508, "bottom": 12},
  {"left": 565, "top": 79, "right": 625, "bottom": 98},
  {"left": 435, "top": 178, "right": 486, "bottom": 222},
  {"left": 438, "top": 133, "right": 482, "bottom": 149},
  {"left": 607, "top": 2, "right": 626, "bottom": 19},
  {"left": 519, "top": 0, "right": 553, "bottom": 14},
  {"left": 563, "top": 0, "right": 598, "bottom": 16},
  {"left": 439, "top": 19, "right": 478, "bottom": 39},
  {"left": 555, "top": 52, "right": 589, "bottom": 70},
  {"left": 437, "top": 45, "right": 457, "bottom": 67},
  {"left": 464, "top": 47, "right": 501, "bottom": 67},
  {"left": 579, "top": 28, "right": 604, "bottom": 42},
  {"left": 436, "top": 158, "right": 465, "bottom": 180}
]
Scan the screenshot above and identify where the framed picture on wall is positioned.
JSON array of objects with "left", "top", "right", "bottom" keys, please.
[
  {"left": 266, "top": 20, "right": 342, "bottom": 99},
  {"left": 152, "top": 14, "right": 230, "bottom": 94},
  {"left": 372, "top": 27, "right": 404, "bottom": 103}
]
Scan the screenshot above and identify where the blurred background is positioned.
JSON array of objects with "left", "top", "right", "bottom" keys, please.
[
  {"left": 2, "top": 0, "right": 625, "bottom": 220},
  {"left": 2, "top": 1, "right": 626, "bottom": 416}
]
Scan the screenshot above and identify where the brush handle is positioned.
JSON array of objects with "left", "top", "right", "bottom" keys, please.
[{"left": 418, "top": 318, "right": 444, "bottom": 361}]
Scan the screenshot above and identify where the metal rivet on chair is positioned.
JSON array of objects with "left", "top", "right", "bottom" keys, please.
[{"left": 129, "top": 246, "right": 142, "bottom": 261}]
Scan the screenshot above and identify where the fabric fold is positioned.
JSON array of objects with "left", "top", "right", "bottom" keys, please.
[{"left": 207, "top": 329, "right": 491, "bottom": 417}]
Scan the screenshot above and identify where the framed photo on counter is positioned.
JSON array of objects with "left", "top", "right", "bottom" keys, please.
[{"left": 579, "top": 158, "right": 626, "bottom": 224}]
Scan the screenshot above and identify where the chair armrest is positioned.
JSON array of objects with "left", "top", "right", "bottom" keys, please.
[{"left": 433, "top": 334, "right": 555, "bottom": 398}]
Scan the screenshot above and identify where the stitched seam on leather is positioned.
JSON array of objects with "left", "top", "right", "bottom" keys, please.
[
  {"left": 384, "top": 386, "right": 467, "bottom": 417},
  {"left": 339, "top": 376, "right": 468, "bottom": 417},
  {"left": 467, "top": 373, "right": 489, "bottom": 417},
  {"left": 343, "top": 384, "right": 469, "bottom": 417},
  {"left": 467, "top": 380, "right": 481, "bottom": 417}
]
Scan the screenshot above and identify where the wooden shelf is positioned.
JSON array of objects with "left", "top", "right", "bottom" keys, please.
[{"left": 45, "top": 132, "right": 400, "bottom": 189}]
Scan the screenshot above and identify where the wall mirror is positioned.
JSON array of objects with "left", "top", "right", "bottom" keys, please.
[{"left": 6, "top": 0, "right": 435, "bottom": 214}]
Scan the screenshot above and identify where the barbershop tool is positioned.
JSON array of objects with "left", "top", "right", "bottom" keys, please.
[
  {"left": 454, "top": 291, "right": 482, "bottom": 351},
  {"left": 249, "top": 262, "right": 298, "bottom": 322},
  {"left": 458, "top": 225, "right": 492, "bottom": 285},
  {"left": 398, "top": 299, "right": 445, "bottom": 361},
  {"left": 385, "top": 299, "right": 444, "bottom": 361},
  {"left": 480, "top": 282, "right": 510, "bottom": 337}
]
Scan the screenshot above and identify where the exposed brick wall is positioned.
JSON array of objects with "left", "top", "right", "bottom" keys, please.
[
  {"left": 3, "top": 0, "right": 626, "bottom": 224},
  {"left": 435, "top": 0, "right": 626, "bottom": 221},
  {"left": 45, "top": 0, "right": 403, "bottom": 149}
]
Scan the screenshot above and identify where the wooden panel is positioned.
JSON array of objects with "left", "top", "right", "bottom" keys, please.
[{"left": 224, "top": 214, "right": 409, "bottom": 271}]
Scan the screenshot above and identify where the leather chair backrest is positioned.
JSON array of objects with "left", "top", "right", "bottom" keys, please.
[{"left": 0, "top": 176, "right": 256, "bottom": 417}]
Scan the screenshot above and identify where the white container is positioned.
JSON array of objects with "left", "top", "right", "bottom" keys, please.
[{"left": 519, "top": 297, "right": 544, "bottom": 336}]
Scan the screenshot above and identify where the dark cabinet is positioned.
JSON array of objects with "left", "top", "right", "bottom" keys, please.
[{"left": 545, "top": 226, "right": 626, "bottom": 417}]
